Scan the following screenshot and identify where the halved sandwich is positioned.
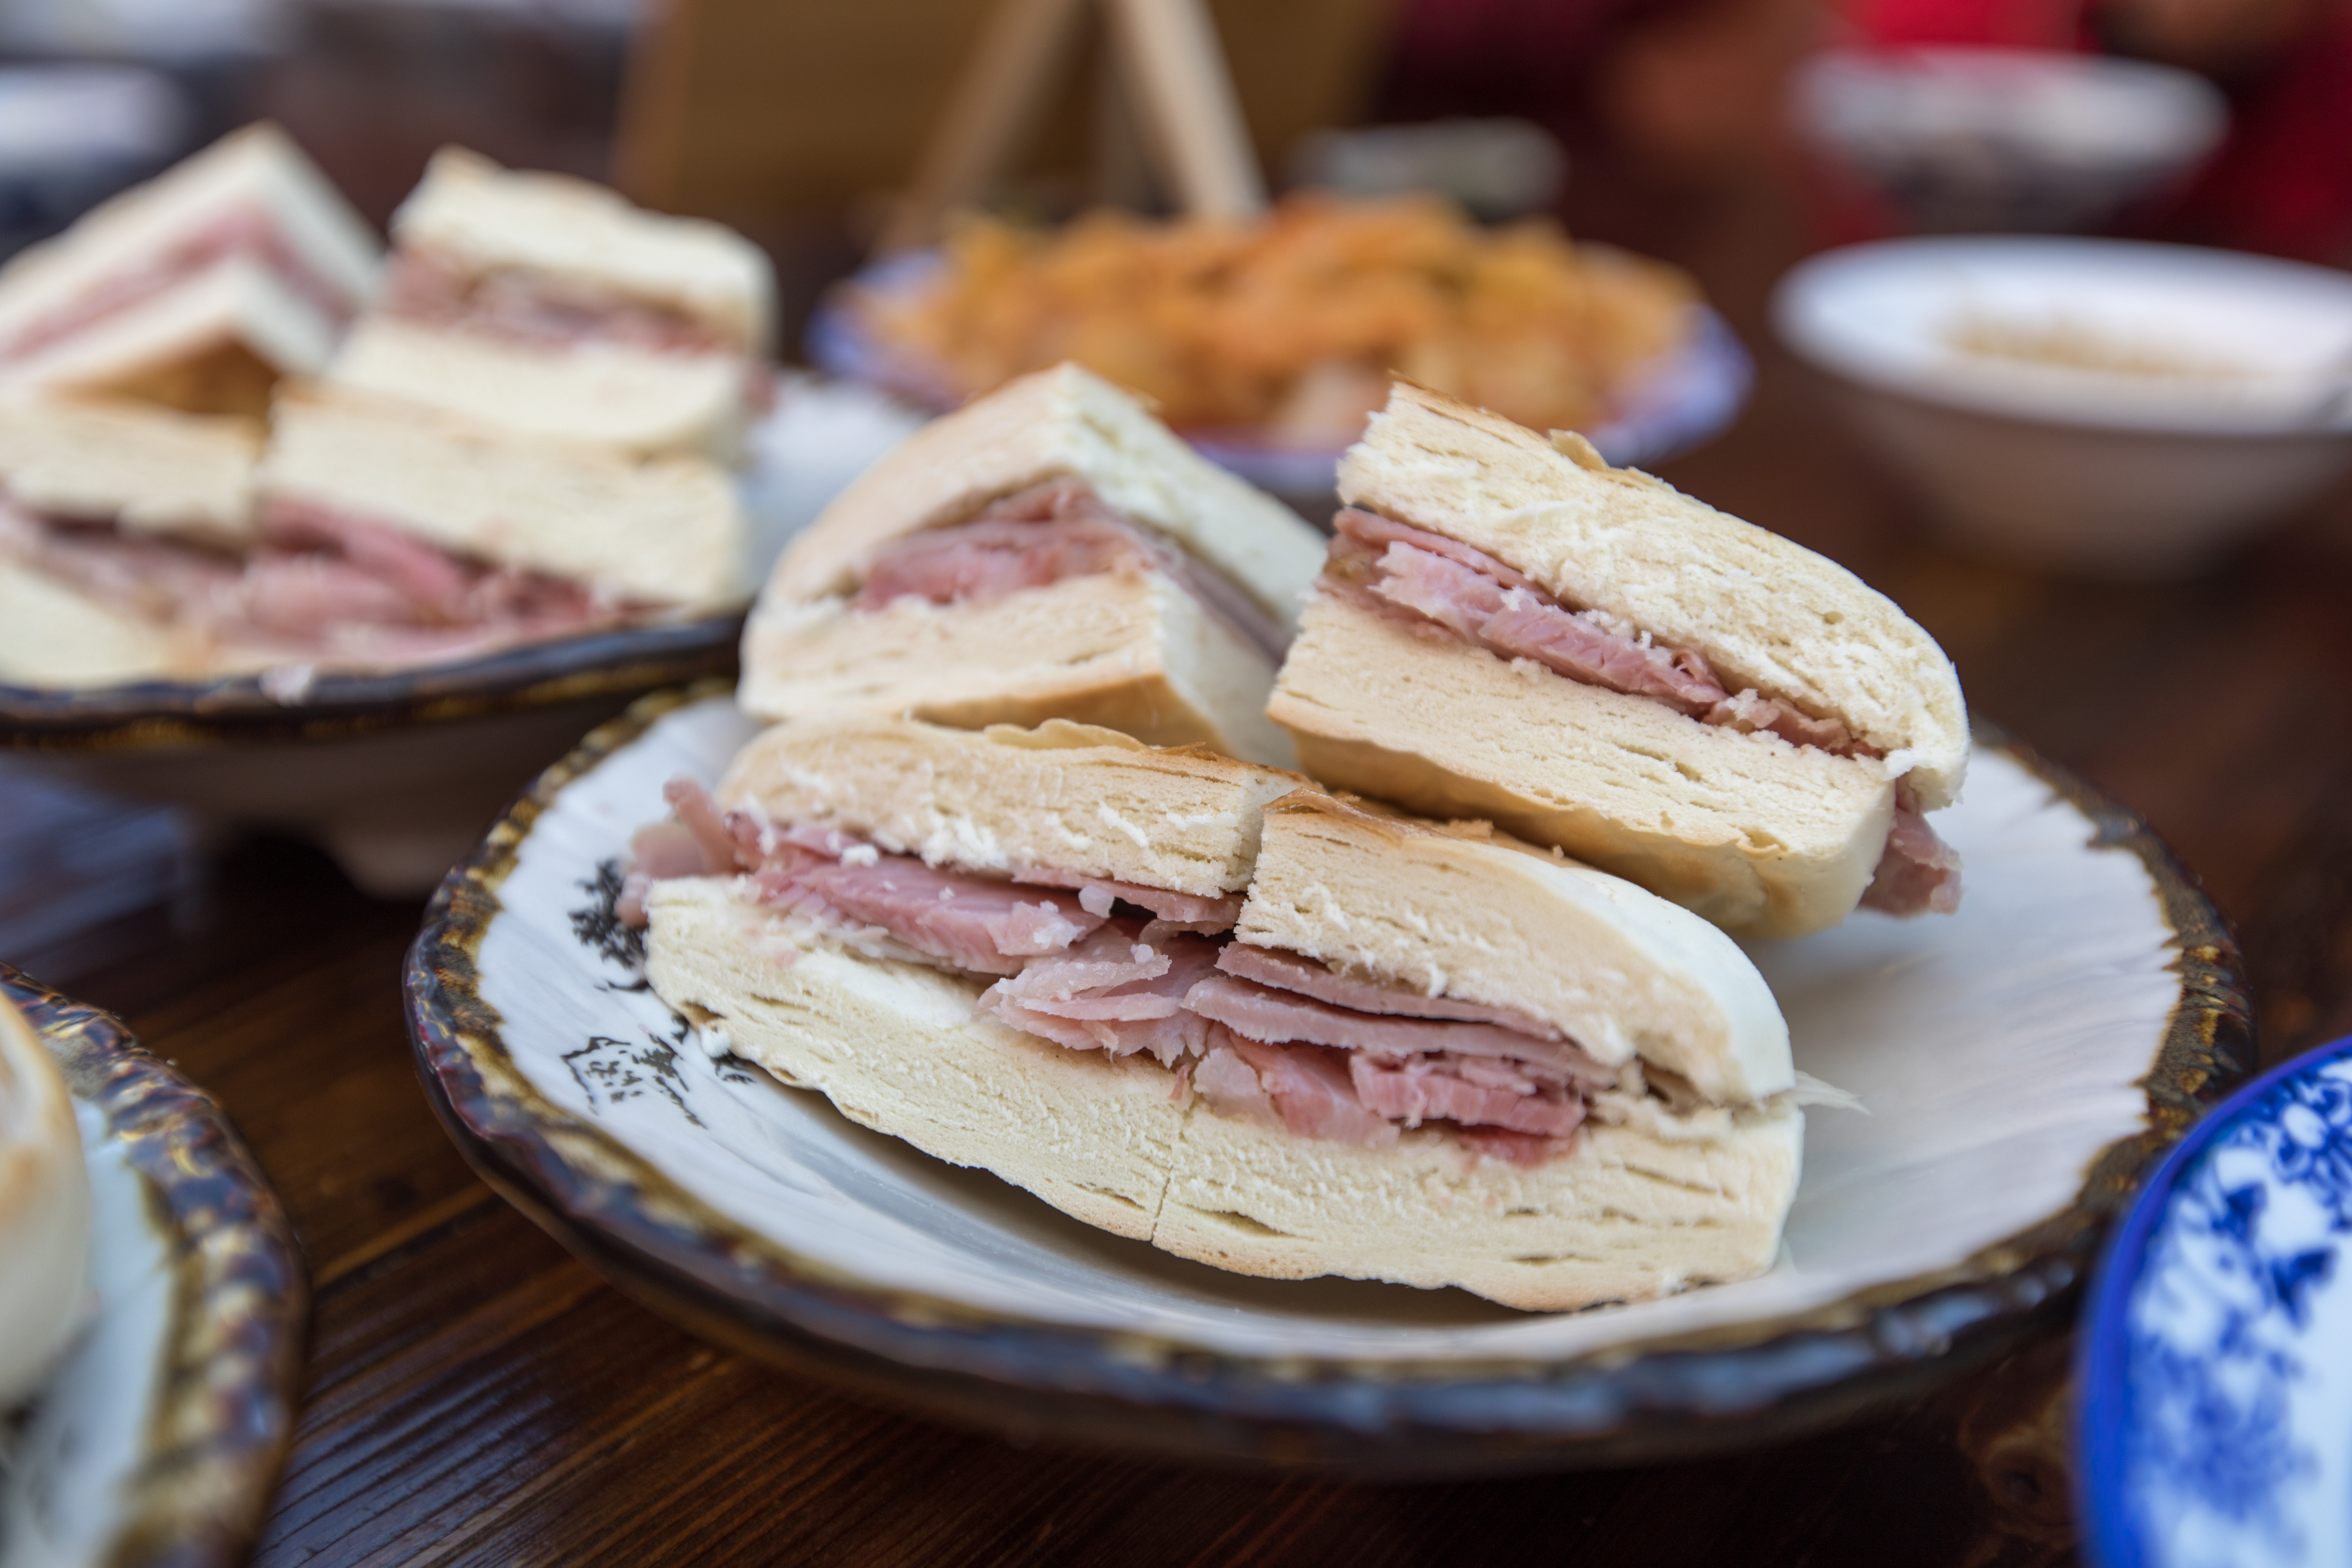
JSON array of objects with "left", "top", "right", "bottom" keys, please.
[
  {"left": 636, "top": 714, "right": 1800, "bottom": 1311},
  {"left": 327, "top": 147, "right": 775, "bottom": 460},
  {"left": 1268, "top": 382, "right": 1969, "bottom": 940},
  {"left": 0, "top": 385, "right": 747, "bottom": 688},
  {"left": 0, "top": 993, "right": 89, "bottom": 1408},
  {"left": 740, "top": 363, "right": 1326, "bottom": 766},
  {"left": 0, "top": 123, "right": 379, "bottom": 416}
]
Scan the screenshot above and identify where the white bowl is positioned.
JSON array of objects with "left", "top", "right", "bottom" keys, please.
[
  {"left": 1790, "top": 47, "right": 2225, "bottom": 234},
  {"left": 1773, "top": 236, "right": 2352, "bottom": 576}
]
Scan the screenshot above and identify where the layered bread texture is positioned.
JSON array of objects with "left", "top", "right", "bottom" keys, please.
[
  {"left": 0, "top": 123, "right": 379, "bottom": 415},
  {"left": 0, "top": 997, "right": 90, "bottom": 1407},
  {"left": 326, "top": 147, "right": 775, "bottom": 459},
  {"left": 1268, "top": 383, "right": 1968, "bottom": 939},
  {"left": 639, "top": 717, "right": 1801, "bottom": 1311},
  {"left": 743, "top": 363, "right": 1327, "bottom": 766},
  {"left": 260, "top": 386, "right": 747, "bottom": 611},
  {"left": 0, "top": 382, "right": 747, "bottom": 688}
]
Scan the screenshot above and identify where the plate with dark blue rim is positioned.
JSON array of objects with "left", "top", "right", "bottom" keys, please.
[{"left": 2078, "top": 1032, "right": 2352, "bottom": 1567}]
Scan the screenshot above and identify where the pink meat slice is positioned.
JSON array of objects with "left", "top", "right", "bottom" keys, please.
[
  {"left": 0, "top": 492, "right": 638, "bottom": 670},
  {"left": 1325, "top": 507, "right": 1963, "bottom": 905},
  {"left": 980, "top": 927, "right": 1228, "bottom": 1063},
  {"left": 1224, "top": 1038, "right": 1400, "bottom": 1147},
  {"left": 0, "top": 204, "right": 360, "bottom": 365},
  {"left": 1183, "top": 973, "right": 1612, "bottom": 1084},
  {"left": 754, "top": 851, "right": 1106, "bottom": 975},
  {"left": 1861, "top": 791, "right": 1964, "bottom": 917},
  {"left": 380, "top": 247, "right": 741, "bottom": 357},
  {"left": 850, "top": 478, "right": 1289, "bottom": 660},
  {"left": 1012, "top": 866, "right": 1244, "bottom": 931},
  {"left": 1348, "top": 1052, "right": 1586, "bottom": 1137},
  {"left": 1215, "top": 944, "right": 1560, "bottom": 1038},
  {"left": 1327, "top": 507, "right": 1869, "bottom": 752}
]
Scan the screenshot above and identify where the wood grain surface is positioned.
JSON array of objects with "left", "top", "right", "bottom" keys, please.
[{"left": 9, "top": 204, "right": 2347, "bottom": 1567}]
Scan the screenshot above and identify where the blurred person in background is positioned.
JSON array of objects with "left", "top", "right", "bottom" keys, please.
[
  {"left": 1847, "top": 0, "right": 2352, "bottom": 258},
  {"left": 1381, "top": 0, "right": 2352, "bottom": 263}
]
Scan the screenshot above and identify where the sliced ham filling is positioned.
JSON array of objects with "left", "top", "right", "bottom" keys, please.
[
  {"left": 848, "top": 477, "right": 1290, "bottom": 663},
  {"left": 0, "top": 205, "right": 360, "bottom": 366},
  {"left": 628, "top": 779, "right": 1630, "bottom": 1164},
  {"left": 0, "top": 493, "right": 644, "bottom": 670},
  {"left": 379, "top": 247, "right": 741, "bottom": 358},
  {"left": 1323, "top": 507, "right": 1960, "bottom": 916}
]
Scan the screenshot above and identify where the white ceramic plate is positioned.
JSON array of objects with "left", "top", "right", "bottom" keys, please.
[
  {"left": 0, "top": 968, "right": 305, "bottom": 1568},
  {"left": 408, "top": 690, "right": 2244, "bottom": 1473}
]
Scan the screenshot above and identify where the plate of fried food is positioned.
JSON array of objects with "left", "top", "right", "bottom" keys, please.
[
  {"left": 1, "top": 964, "right": 304, "bottom": 1568},
  {"left": 809, "top": 195, "right": 1751, "bottom": 500},
  {"left": 407, "top": 363, "right": 2241, "bottom": 1472},
  {"left": 0, "top": 124, "right": 922, "bottom": 893}
]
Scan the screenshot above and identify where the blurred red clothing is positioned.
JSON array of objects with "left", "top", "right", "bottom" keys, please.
[{"left": 1843, "top": 0, "right": 2352, "bottom": 260}]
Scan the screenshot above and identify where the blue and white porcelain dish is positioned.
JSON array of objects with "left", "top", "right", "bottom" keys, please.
[
  {"left": 2079, "top": 1033, "right": 2352, "bottom": 1568},
  {"left": 805, "top": 249, "right": 1754, "bottom": 486}
]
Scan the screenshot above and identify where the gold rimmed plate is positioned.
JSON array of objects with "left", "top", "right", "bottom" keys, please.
[
  {"left": 1, "top": 964, "right": 306, "bottom": 1567},
  {"left": 405, "top": 686, "right": 2247, "bottom": 1476}
]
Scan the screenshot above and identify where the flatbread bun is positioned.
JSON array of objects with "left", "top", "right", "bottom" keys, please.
[
  {"left": 326, "top": 317, "right": 752, "bottom": 461},
  {"left": 258, "top": 383, "right": 747, "bottom": 609},
  {"left": 1334, "top": 382, "right": 1967, "bottom": 805},
  {"left": 1270, "top": 381, "right": 1966, "bottom": 938},
  {"left": 716, "top": 713, "right": 1307, "bottom": 897},
  {"left": 645, "top": 877, "right": 1802, "bottom": 1312},
  {"left": 740, "top": 566, "right": 1294, "bottom": 766},
  {"left": 1268, "top": 592, "right": 1895, "bottom": 939},
  {"left": 1236, "top": 788, "right": 1794, "bottom": 1104},
  {"left": 0, "top": 995, "right": 90, "bottom": 1406},
  {"left": 393, "top": 146, "right": 774, "bottom": 355},
  {"left": 761, "top": 362, "right": 1324, "bottom": 634},
  {"left": 0, "top": 395, "right": 259, "bottom": 545}
]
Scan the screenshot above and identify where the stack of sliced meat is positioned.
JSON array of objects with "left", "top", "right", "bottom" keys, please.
[
  {"left": 1322, "top": 507, "right": 1960, "bottom": 916},
  {"left": 626, "top": 779, "right": 1615, "bottom": 1164},
  {"left": 848, "top": 477, "right": 1290, "bottom": 664},
  {"left": 0, "top": 494, "right": 634, "bottom": 667}
]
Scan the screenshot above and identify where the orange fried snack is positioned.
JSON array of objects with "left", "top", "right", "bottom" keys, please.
[{"left": 856, "top": 194, "right": 1699, "bottom": 446}]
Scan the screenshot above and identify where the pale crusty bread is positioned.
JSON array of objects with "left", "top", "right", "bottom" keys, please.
[
  {"left": 740, "top": 569, "right": 1295, "bottom": 767},
  {"left": 0, "top": 256, "right": 345, "bottom": 404},
  {"left": 1335, "top": 382, "right": 1968, "bottom": 809},
  {"left": 1237, "top": 790, "right": 1793, "bottom": 1104},
  {"left": 259, "top": 384, "right": 747, "bottom": 609},
  {"left": 326, "top": 317, "right": 752, "bottom": 461},
  {"left": 394, "top": 147, "right": 774, "bottom": 354},
  {"left": 0, "top": 995, "right": 90, "bottom": 1406},
  {"left": 0, "top": 396, "right": 259, "bottom": 545},
  {"left": 1268, "top": 595, "right": 1893, "bottom": 939},
  {"left": 646, "top": 879, "right": 1802, "bottom": 1311},
  {"left": 762, "top": 363, "right": 1325, "bottom": 635},
  {"left": 0, "top": 559, "right": 205, "bottom": 687},
  {"left": 716, "top": 713, "right": 1307, "bottom": 897},
  {"left": 0, "top": 122, "right": 377, "bottom": 355}
]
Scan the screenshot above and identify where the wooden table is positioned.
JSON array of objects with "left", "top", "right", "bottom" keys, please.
[{"left": 10, "top": 215, "right": 2346, "bottom": 1566}]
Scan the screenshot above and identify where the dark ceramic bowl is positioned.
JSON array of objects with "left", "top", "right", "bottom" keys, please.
[{"left": 0, "top": 616, "right": 740, "bottom": 896}]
